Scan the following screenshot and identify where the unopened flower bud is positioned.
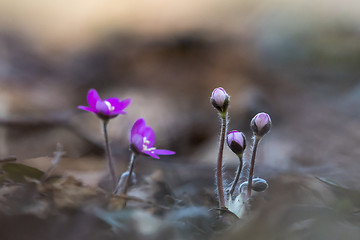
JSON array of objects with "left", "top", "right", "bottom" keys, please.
[
  {"left": 251, "top": 178, "right": 268, "bottom": 192},
  {"left": 227, "top": 130, "right": 246, "bottom": 156},
  {"left": 239, "top": 178, "right": 268, "bottom": 192},
  {"left": 251, "top": 112, "right": 271, "bottom": 137},
  {"left": 210, "top": 87, "right": 230, "bottom": 114}
]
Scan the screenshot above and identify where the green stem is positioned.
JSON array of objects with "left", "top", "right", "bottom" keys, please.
[
  {"left": 247, "top": 136, "right": 260, "bottom": 198},
  {"left": 102, "top": 120, "right": 117, "bottom": 188},
  {"left": 217, "top": 113, "right": 227, "bottom": 208},
  {"left": 229, "top": 154, "right": 243, "bottom": 196}
]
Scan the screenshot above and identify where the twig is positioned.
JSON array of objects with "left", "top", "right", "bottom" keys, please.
[
  {"left": 115, "top": 194, "right": 170, "bottom": 210},
  {"left": 41, "top": 143, "right": 65, "bottom": 182},
  {"left": 0, "top": 156, "right": 17, "bottom": 162}
]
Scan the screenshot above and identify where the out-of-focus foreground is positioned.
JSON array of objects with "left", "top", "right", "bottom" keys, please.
[{"left": 0, "top": 0, "right": 360, "bottom": 239}]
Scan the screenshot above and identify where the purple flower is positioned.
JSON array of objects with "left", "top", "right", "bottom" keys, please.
[
  {"left": 78, "top": 89, "right": 131, "bottom": 119},
  {"left": 227, "top": 130, "right": 246, "bottom": 155},
  {"left": 251, "top": 112, "right": 272, "bottom": 137},
  {"left": 210, "top": 87, "right": 230, "bottom": 113},
  {"left": 130, "top": 118, "right": 175, "bottom": 159}
]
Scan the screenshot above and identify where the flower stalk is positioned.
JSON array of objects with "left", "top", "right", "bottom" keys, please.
[
  {"left": 216, "top": 113, "right": 227, "bottom": 208},
  {"left": 211, "top": 87, "right": 230, "bottom": 209},
  {"left": 247, "top": 112, "right": 271, "bottom": 198},
  {"left": 247, "top": 136, "right": 260, "bottom": 199},
  {"left": 119, "top": 152, "right": 137, "bottom": 197},
  {"left": 102, "top": 120, "right": 117, "bottom": 188},
  {"left": 229, "top": 153, "right": 243, "bottom": 196}
]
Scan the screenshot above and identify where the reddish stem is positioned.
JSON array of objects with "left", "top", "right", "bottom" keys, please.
[
  {"left": 217, "top": 114, "right": 227, "bottom": 208},
  {"left": 247, "top": 137, "right": 260, "bottom": 198},
  {"left": 229, "top": 154, "right": 243, "bottom": 196}
]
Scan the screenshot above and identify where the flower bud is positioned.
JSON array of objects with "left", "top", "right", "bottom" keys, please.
[
  {"left": 210, "top": 87, "right": 230, "bottom": 114},
  {"left": 251, "top": 177, "right": 268, "bottom": 192},
  {"left": 251, "top": 112, "right": 271, "bottom": 137},
  {"left": 227, "top": 130, "right": 246, "bottom": 156},
  {"left": 239, "top": 178, "right": 268, "bottom": 193}
]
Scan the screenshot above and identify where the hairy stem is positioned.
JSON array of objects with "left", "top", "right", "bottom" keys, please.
[
  {"left": 102, "top": 120, "right": 117, "bottom": 188},
  {"left": 247, "top": 136, "right": 260, "bottom": 198},
  {"left": 229, "top": 154, "right": 243, "bottom": 196},
  {"left": 121, "top": 152, "right": 137, "bottom": 196},
  {"left": 217, "top": 113, "right": 227, "bottom": 208}
]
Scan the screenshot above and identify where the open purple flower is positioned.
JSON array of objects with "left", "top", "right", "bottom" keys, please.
[
  {"left": 78, "top": 89, "right": 131, "bottom": 120},
  {"left": 130, "top": 118, "right": 175, "bottom": 159}
]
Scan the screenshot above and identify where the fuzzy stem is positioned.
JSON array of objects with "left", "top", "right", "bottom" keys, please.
[
  {"left": 102, "top": 120, "right": 117, "bottom": 188},
  {"left": 121, "top": 152, "right": 137, "bottom": 196},
  {"left": 216, "top": 113, "right": 227, "bottom": 208},
  {"left": 247, "top": 136, "right": 260, "bottom": 198},
  {"left": 229, "top": 154, "right": 243, "bottom": 196}
]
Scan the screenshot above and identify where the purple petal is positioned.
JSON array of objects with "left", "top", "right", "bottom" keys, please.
[
  {"left": 143, "top": 151, "right": 160, "bottom": 159},
  {"left": 87, "top": 89, "right": 101, "bottom": 108},
  {"left": 107, "top": 98, "right": 131, "bottom": 113},
  {"left": 131, "top": 134, "right": 143, "bottom": 152},
  {"left": 112, "top": 110, "right": 127, "bottom": 115},
  {"left": 227, "top": 130, "right": 237, "bottom": 146},
  {"left": 153, "top": 149, "right": 176, "bottom": 155},
  {"left": 211, "top": 87, "right": 227, "bottom": 107},
  {"left": 96, "top": 101, "right": 110, "bottom": 115},
  {"left": 143, "top": 126, "right": 155, "bottom": 147},
  {"left": 78, "top": 105, "right": 97, "bottom": 113},
  {"left": 131, "top": 118, "right": 146, "bottom": 136}
]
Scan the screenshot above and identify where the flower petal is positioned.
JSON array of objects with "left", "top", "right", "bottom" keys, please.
[
  {"left": 153, "top": 149, "right": 176, "bottom": 155},
  {"left": 143, "top": 126, "right": 155, "bottom": 147},
  {"left": 96, "top": 101, "right": 110, "bottom": 115},
  {"left": 131, "top": 133, "right": 143, "bottom": 153},
  {"left": 87, "top": 89, "right": 101, "bottom": 108},
  {"left": 143, "top": 151, "right": 160, "bottom": 159},
  {"left": 131, "top": 118, "right": 146, "bottom": 136},
  {"left": 78, "top": 105, "right": 97, "bottom": 113},
  {"left": 107, "top": 98, "right": 131, "bottom": 113}
]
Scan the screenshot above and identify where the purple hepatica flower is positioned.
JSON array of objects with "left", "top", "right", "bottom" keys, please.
[
  {"left": 130, "top": 118, "right": 175, "bottom": 159},
  {"left": 78, "top": 89, "right": 131, "bottom": 120}
]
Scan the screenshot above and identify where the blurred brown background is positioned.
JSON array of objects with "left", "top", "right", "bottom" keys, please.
[{"left": 0, "top": 0, "right": 360, "bottom": 188}]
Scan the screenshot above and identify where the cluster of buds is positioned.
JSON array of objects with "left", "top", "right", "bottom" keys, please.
[{"left": 210, "top": 86, "right": 272, "bottom": 214}]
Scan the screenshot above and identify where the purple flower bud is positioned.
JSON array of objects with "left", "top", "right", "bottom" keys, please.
[
  {"left": 251, "top": 112, "right": 271, "bottom": 137},
  {"left": 210, "top": 87, "right": 230, "bottom": 113},
  {"left": 227, "top": 130, "right": 246, "bottom": 155}
]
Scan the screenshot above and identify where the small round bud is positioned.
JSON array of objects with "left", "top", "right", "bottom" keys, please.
[
  {"left": 227, "top": 130, "right": 246, "bottom": 155},
  {"left": 251, "top": 112, "right": 271, "bottom": 137},
  {"left": 210, "top": 87, "right": 230, "bottom": 113},
  {"left": 239, "top": 178, "right": 268, "bottom": 193},
  {"left": 251, "top": 177, "right": 268, "bottom": 192}
]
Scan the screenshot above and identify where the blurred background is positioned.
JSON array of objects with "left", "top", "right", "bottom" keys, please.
[{"left": 0, "top": 0, "right": 360, "bottom": 188}]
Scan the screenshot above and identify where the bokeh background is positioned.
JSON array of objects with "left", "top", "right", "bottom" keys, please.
[
  {"left": 0, "top": 0, "right": 360, "bottom": 188},
  {"left": 1, "top": 1, "right": 360, "bottom": 239}
]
